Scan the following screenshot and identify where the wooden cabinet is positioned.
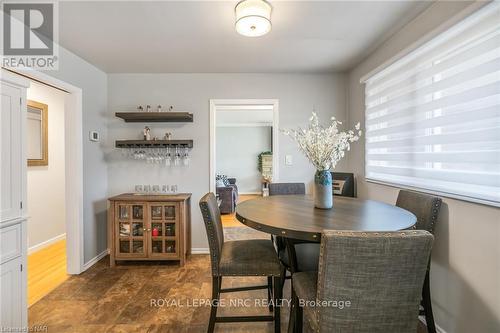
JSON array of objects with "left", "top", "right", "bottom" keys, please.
[{"left": 108, "top": 193, "right": 191, "bottom": 266}]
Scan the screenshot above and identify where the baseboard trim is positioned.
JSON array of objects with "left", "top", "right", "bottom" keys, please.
[
  {"left": 28, "top": 233, "right": 66, "bottom": 254},
  {"left": 191, "top": 248, "right": 210, "bottom": 254},
  {"left": 82, "top": 249, "right": 109, "bottom": 271},
  {"left": 419, "top": 316, "right": 447, "bottom": 333}
]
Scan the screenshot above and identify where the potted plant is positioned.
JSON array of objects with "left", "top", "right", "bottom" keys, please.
[{"left": 282, "top": 112, "right": 362, "bottom": 209}]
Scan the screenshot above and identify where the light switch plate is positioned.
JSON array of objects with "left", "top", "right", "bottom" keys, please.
[
  {"left": 89, "top": 131, "right": 100, "bottom": 142},
  {"left": 285, "top": 155, "right": 293, "bottom": 165}
]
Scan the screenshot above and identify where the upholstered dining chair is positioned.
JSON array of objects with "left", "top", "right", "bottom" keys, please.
[
  {"left": 268, "top": 183, "right": 319, "bottom": 280},
  {"left": 268, "top": 182, "right": 306, "bottom": 196},
  {"left": 290, "top": 230, "right": 434, "bottom": 333},
  {"left": 199, "top": 193, "right": 283, "bottom": 333},
  {"left": 396, "top": 190, "right": 442, "bottom": 333}
]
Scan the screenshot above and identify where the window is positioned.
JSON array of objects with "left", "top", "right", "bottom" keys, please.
[{"left": 363, "top": 3, "right": 500, "bottom": 206}]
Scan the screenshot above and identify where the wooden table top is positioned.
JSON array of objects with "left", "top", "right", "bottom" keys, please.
[
  {"left": 108, "top": 193, "right": 191, "bottom": 202},
  {"left": 235, "top": 195, "right": 416, "bottom": 241}
]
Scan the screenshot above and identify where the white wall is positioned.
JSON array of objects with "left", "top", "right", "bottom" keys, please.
[
  {"left": 26, "top": 81, "right": 66, "bottom": 250},
  {"left": 347, "top": 2, "right": 500, "bottom": 332},
  {"left": 216, "top": 126, "right": 272, "bottom": 193},
  {"left": 42, "top": 46, "right": 108, "bottom": 263},
  {"left": 107, "top": 73, "right": 347, "bottom": 250}
]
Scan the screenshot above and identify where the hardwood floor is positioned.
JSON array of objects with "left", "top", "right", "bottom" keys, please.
[
  {"left": 28, "top": 239, "right": 69, "bottom": 307},
  {"left": 221, "top": 194, "right": 259, "bottom": 228}
]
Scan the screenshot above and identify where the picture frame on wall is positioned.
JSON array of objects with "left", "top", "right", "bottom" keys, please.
[{"left": 27, "top": 100, "right": 49, "bottom": 166}]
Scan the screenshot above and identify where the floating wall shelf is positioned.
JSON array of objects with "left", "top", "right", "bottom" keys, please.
[
  {"left": 115, "top": 140, "right": 193, "bottom": 148},
  {"left": 115, "top": 112, "right": 194, "bottom": 123}
]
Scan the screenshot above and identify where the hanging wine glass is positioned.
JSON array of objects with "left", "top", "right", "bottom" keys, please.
[
  {"left": 183, "top": 146, "right": 190, "bottom": 166},
  {"left": 133, "top": 145, "right": 140, "bottom": 160},
  {"left": 165, "top": 147, "right": 171, "bottom": 167},
  {"left": 174, "top": 146, "right": 181, "bottom": 166}
]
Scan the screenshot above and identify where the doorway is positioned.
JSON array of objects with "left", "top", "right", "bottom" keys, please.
[
  {"left": 26, "top": 80, "right": 69, "bottom": 306},
  {"left": 210, "top": 99, "right": 279, "bottom": 192},
  {"left": 209, "top": 99, "right": 279, "bottom": 227},
  {"left": 6, "top": 69, "right": 85, "bottom": 275}
]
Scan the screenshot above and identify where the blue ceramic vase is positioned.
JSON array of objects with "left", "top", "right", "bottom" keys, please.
[{"left": 314, "top": 170, "right": 333, "bottom": 209}]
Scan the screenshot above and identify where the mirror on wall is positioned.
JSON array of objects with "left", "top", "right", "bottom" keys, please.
[{"left": 27, "top": 100, "right": 48, "bottom": 166}]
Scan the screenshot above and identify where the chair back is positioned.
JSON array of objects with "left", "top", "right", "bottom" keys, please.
[
  {"left": 396, "top": 190, "right": 442, "bottom": 233},
  {"left": 331, "top": 172, "right": 355, "bottom": 197},
  {"left": 268, "top": 183, "right": 305, "bottom": 196},
  {"left": 316, "top": 230, "right": 433, "bottom": 333},
  {"left": 268, "top": 183, "right": 305, "bottom": 254},
  {"left": 199, "top": 192, "right": 225, "bottom": 276}
]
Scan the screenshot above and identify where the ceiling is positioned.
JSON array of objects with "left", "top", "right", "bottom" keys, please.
[{"left": 59, "top": 1, "right": 432, "bottom": 73}]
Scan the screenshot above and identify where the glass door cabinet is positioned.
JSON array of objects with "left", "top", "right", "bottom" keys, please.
[{"left": 108, "top": 194, "right": 191, "bottom": 267}]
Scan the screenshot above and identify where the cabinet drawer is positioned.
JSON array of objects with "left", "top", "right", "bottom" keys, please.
[{"left": 1, "top": 223, "right": 22, "bottom": 264}]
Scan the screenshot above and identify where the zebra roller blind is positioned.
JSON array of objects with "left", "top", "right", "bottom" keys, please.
[{"left": 363, "top": 2, "right": 500, "bottom": 206}]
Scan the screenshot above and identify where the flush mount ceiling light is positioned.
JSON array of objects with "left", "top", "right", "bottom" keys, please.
[{"left": 235, "top": 0, "right": 272, "bottom": 37}]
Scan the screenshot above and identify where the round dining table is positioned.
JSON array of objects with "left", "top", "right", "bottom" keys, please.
[{"left": 235, "top": 195, "right": 416, "bottom": 242}]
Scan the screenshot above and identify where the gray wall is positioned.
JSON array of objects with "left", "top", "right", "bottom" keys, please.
[
  {"left": 43, "top": 46, "right": 108, "bottom": 263},
  {"left": 216, "top": 126, "right": 272, "bottom": 193},
  {"left": 107, "top": 73, "right": 347, "bottom": 250},
  {"left": 347, "top": 2, "right": 500, "bottom": 332}
]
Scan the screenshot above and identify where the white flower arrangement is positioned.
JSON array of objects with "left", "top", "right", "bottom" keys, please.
[{"left": 282, "top": 112, "right": 362, "bottom": 171}]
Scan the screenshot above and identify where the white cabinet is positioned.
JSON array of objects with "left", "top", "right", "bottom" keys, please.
[
  {"left": 0, "top": 251, "right": 24, "bottom": 327},
  {"left": 1, "top": 83, "right": 22, "bottom": 221},
  {"left": 1, "top": 70, "right": 29, "bottom": 330}
]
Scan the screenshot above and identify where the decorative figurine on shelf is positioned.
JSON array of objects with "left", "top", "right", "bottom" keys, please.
[
  {"left": 137, "top": 105, "right": 144, "bottom": 112},
  {"left": 143, "top": 126, "right": 151, "bottom": 140},
  {"left": 146, "top": 105, "right": 151, "bottom": 112},
  {"left": 157, "top": 105, "right": 162, "bottom": 112},
  {"left": 164, "top": 132, "right": 172, "bottom": 140},
  {"left": 152, "top": 228, "right": 159, "bottom": 237},
  {"left": 168, "top": 105, "right": 174, "bottom": 112}
]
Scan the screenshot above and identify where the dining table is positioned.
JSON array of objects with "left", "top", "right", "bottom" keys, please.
[{"left": 235, "top": 194, "right": 417, "bottom": 242}]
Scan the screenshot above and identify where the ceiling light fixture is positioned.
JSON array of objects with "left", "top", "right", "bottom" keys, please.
[{"left": 235, "top": 0, "right": 272, "bottom": 37}]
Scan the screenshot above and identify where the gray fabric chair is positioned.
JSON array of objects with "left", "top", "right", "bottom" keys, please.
[
  {"left": 267, "top": 183, "right": 319, "bottom": 274},
  {"left": 291, "top": 230, "right": 434, "bottom": 333},
  {"left": 269, "top": 182, "right": 306, "bottom": 196},
  {"left": 216, "top": 178, "right": 238, "bottom": 214},
  {"left": 199, "top": 193, "right": 283, "bottom": 333},
  {"left": 396, "top": 190, "right": 442, "bottom": 333}
]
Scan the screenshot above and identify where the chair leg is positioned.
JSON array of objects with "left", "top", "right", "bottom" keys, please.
[
  {"left": 273, "top": 276, "right": 282, "bottom": 333},
  {"left": 279, "top": 264, "right": 287, "bottom": 293},
  {"left": 268, "top": 276, "right": 274, "bottom": 312},
  {"left": 422, "top": 271, "right": 436, "bottom": 333},
  {"left": 208, "top": 276, "right": 220, "bottom": 333},
  {"left": 288, "top": 287, "right": 302, "bottom": 333}
]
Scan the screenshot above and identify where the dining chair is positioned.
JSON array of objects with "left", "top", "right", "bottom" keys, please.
[
  {"left": 268, "top": 182, "right": 306, "bottom": 196},
  {"left": 331, "top": 172, "right": 355, "bottom": 197},
  {"left": 396, "top": 190, "right": 442, "bottom": 333},
  {"left": 199, "top": 193, "right": 283, "bottom": 333},
  {"left": 267, "top": 183, "right": 319, "bottom": 281},
  {"left": 290, "top": 230, "right": 434, "bottom": 333}
]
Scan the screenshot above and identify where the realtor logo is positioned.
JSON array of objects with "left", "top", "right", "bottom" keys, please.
[{"left": 1, "top": 1, "right": 59, "bottom": 69}]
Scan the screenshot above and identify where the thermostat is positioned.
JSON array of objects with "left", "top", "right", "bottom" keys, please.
[{"left": 89, "top": 131, "right": 100, "bottom": 142}]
